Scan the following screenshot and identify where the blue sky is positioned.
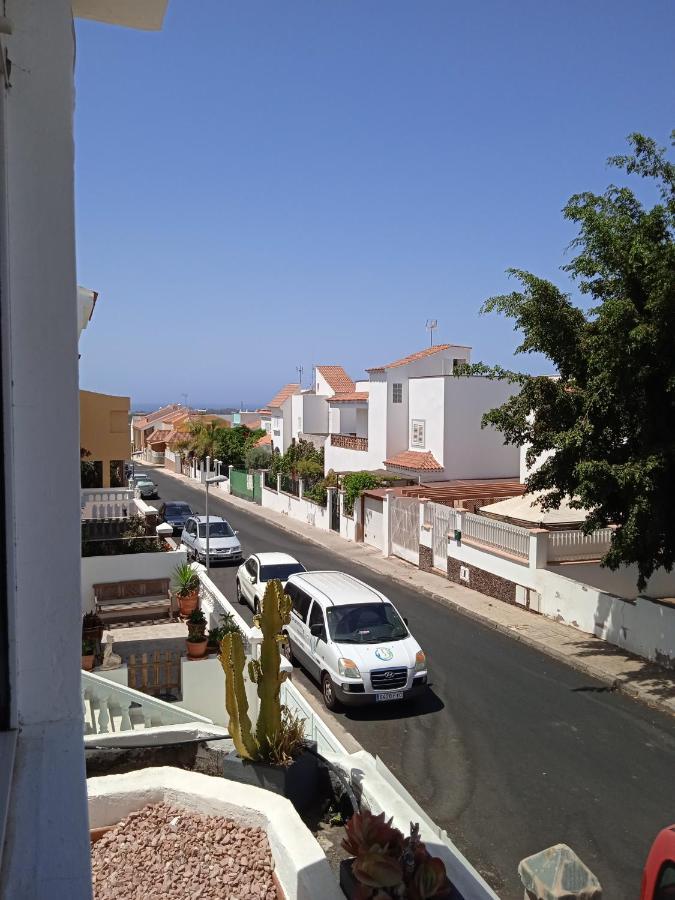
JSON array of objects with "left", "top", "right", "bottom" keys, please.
[{"left": 75, "top": 0, "right": 675, "bottom": 410}]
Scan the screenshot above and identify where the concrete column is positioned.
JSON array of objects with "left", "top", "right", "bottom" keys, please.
[
  {"left": 454, "top": 508, "right": 466, "bottom": 544},
  {"left": 529, "top": 529, "right": 549, "bottom": 570},
  {"left": 381, "top": 489, "right": 394, "bottom": 558},
  {"left": 353, "top": 492, "right": 364, "bottom": 542},
  {"left": 519, "top": 844, "right": 601, "bottom": 899},
  {"left": 228, "top": 464, "right": 234, "bottom": 483},
  {"left": 206, "top": 455, "right": 211, "bottom": 478},
  {"left": 298, "top": 478, "right": 304, "bottom": 500},
  {"left": 277, "top": 473, "right": 282, "bottom": 493}
]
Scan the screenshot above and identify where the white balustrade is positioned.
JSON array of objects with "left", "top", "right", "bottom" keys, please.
[
  {"left": 462, "top": 512, "right": 530, "bottom": 558},
  {"left": 546, "top": 527, "right": 614, "bottom": 562},
  {"left": 81, "top": 488, "right": 135, "bottom": 505},
  {"left": 81, "top": 670, "right": 213, "bottom": 736}
]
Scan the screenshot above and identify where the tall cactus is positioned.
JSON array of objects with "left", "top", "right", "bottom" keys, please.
[
  {"left": 219, "top": 630, "right": 257, "bottom": 760},
  {"left": 248, "top": 579, "right": 292, "bottom": 758},
  {"left": 220, "top": 579, "right": 293, "bottom": 762}
]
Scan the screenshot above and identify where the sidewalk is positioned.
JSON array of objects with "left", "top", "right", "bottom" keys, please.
[{"left": 150, "top": 463, "right": 675, "bottom": 718}]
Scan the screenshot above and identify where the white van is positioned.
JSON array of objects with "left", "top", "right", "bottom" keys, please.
[{"left": 283, "top": 571, "right": 428, "bottom": 710}]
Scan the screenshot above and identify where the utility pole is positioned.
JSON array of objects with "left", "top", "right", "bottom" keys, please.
[
  {"left": 425, "top": 319, "right": 438, "bottom": 347},
  {"left": 296, "top": 365, "right": 304, "bottom": 388}
]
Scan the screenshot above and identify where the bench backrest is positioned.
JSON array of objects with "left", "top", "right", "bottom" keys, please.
[{"left": 93, "top": 578, "right": 170, "bottom": 604}]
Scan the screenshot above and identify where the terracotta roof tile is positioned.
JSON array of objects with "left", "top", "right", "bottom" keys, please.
[
  {"left": 267, "top": 383, "right": 301, "bottom": 409},
  {"left": 367, "top": 344, "right": 454, "bottom": 373},
  {"left": 136, "top": 403, "right": 187, "bottom": 428},
  {"left": 384, "top": 450, "right": 443, "bottom": 472},
  {"left": 316, "top": 366, "right": 355, "bottom": 394},
  {"left": 329, "top": 391, "right": 369, "bottom": 403},
  {"left": 146, "top": 429, "right": 171, "bottom": 445},
  {"left": 255, "top": 432, "right": 273, "bottom": 447}
]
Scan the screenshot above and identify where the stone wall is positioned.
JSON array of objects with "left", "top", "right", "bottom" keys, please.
[
  {"left": 447, "top": 557, "right": 516, "bottom": 605},
  {"left": 419, "top": 544, "right": 433, "bottom": 572}
]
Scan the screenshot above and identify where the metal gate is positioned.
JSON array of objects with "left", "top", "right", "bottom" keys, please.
[
  {"left": 330, "top": 490, "right": 340, "bottom": 532},
  {"left": 430, "top": 502, "right": 458, "bottom": 570},
  {"left": 390, "top": 497, "right": 419, "bottom": 564}
]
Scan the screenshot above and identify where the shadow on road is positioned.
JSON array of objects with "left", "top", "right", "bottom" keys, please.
[{"left": 340, "top": 686, "right": 445, "bottom": 722}]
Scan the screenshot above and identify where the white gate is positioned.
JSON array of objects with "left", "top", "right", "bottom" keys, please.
[
  {"left": 430, "top": 503, "right": 458, "bottom": 570},
  {"left": 390, "top": 497, "right": 419, "bottom": 564}
]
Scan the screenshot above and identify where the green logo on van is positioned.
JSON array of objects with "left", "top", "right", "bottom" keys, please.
[{"left": 375, "top": 647, "right": 394, "bottom": 661}]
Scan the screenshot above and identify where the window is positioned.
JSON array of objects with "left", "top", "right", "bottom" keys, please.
[
  {"left": 452, "top": 357, "right": 467, "bottom": 372},
  {"left": 245, "top": 558, "right": 257, "bottom": 578},
  {"left": 392, "top": 383, "right": 403, "bottom": 404},
  {"left": 325, "top": 603, "right": 408, "bottom": 644},
  {"left": 287, "top": 585, "right": 311, "bottom": 622},
  {"left": 308, "top": 602, "right": 326, "bottom": 637},
  {"left": 260, "top": 562, "right": 306, "bottom": 582},
  {"left": 411, "top": 420, "right": 425, "bottom": 447},
  {"left": 656, "top": 862, "right": 675, "bottom": 898},
  {"left": 273, "top": 429, "right": 281, "bottom": 437},
  {"left": 198, "top": 521, "right": 235, "bottom": 538}
]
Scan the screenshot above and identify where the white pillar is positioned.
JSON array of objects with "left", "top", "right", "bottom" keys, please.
[
  {"left": 382, "top": 489, "right": 394, "bottom": 557},
  {"left": 529, "top": 529, "right": 549, "bottom": 569},
  {"left": 298, "top": 478, "right": 304, "bottom": 500}
]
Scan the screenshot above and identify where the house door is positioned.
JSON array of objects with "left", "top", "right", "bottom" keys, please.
[
  {"left": 330, "top": 491, "right": 340, "bottom": 532},
  {"left": 390, "top": 497, "right": 419, "bottom": 564}
]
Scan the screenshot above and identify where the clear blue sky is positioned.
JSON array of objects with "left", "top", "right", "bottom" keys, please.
[{"left": 75, "top": 0, "right": 675, "bottom": 410}]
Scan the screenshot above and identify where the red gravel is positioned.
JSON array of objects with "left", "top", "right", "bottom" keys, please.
[{"left": 91, "top": 802, "right": 280, "bottom": 899}]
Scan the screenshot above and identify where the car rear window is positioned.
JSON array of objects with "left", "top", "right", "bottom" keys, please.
[{"left": 260, "top": 563, "right": 306, "bottom": 582}]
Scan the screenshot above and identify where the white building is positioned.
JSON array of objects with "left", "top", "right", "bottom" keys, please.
[
  {"left": 0, "top": 2, "right": 170, "bottom": 897},
  {"left": 324, "top": 344, "right": 520, "bottom": 482},
  {"left": 264, "top": 383, "right": 301, "bottom": 454}
]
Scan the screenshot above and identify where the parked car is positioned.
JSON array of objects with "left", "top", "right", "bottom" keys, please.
[
  {"left": 180, "top": 515, "right": 241, "bottom": 565},
  {"left": 157, "top": 501, "right": 194, "bottom": 534},
  {"left": 236, "top": 552, "right": 306, "bottom": 613},
  {"left": 283, "top": 571, "right": 428, "bottom": 711},
  {"left": 134, "top": 478, "right": 157, "bottom": 499},
  {"left": 641, "top": 825, "right": 675, "bottom": 898}
]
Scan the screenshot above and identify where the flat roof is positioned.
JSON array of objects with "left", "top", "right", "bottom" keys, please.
[{"left": 289, "top": 571, "right": 387, "bottom": 606}]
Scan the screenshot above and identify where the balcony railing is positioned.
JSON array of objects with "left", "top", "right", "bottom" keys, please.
[
  {"left": 330, "top": 433, "right": 368, "bottom": 452},
  {"left": 82, "top": 670, "right": 213, "bottom": 738},
  {"left": 547, "top": 527, "right": 614, "bottom": 563}
]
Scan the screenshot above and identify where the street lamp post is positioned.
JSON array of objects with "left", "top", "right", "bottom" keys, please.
[{"left": 204, "top": 475, "right": 228, "bottom": 574}]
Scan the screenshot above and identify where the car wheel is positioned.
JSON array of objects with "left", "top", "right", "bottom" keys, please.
[
  {"left": 236, "top": 580, "right": 244, "bottom": 604},
  {"left": 282, "top": 632, "right": 296, "bottom": 665},
  {"left": 322, "top": 673, "right": 340, "bottom": 711}
]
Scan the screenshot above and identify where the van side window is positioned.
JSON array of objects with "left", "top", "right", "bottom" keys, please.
[
  {"left": 308, "top": 602, "right": 325, "bottom": 634},
  {"left": 289, "top": 586, "right": 311, "bottom": 623}
]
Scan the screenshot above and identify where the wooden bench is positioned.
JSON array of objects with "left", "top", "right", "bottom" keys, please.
[{"left": 93, "top": 578, "right": 172, "bottom": 623}]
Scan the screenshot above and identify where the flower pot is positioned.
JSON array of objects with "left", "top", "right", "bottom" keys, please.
[
  {"left": 82, "top": 654, "right": 95, "bottom": 672},
  {"left": 187, "top": 624, "right": 206, "bottom": 641},
  {"left": 178, "top": 590, "right": 199, "bottom": 617},
  {"left": 339, "top": 858, "right": 461, "bottom": 900},
  {"left": 220, "top": 743, "right": 319, "bottom": 813},
  {"left": 186, "top": 638, "right": 208, "bottom": 659},
  {"left": 83, "top": 625, "right": 104, "bottom": 645}
]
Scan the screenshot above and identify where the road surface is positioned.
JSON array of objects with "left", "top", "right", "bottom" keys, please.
[{"left": 150, "top": 467, "right": 675, "bottom": 897}]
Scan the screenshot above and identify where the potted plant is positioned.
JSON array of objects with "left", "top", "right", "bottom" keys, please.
[
  {"left": 172, "top": 562, "right": 200, "bottom": 617},
  {"left": 219, "top": 580, "right": 318, "bottom": 811},
  {"left": 339, "top": 810, "right": 456, "bottom": 899},
  {"left": 82, "top": 611, "right": 104, "bottom": 645},
  {"left": 186, "top": 608, "right": 207, "bottom": 639},
  {"left": 82, "top": 639, "right": 95, "bottom": 672},
  {"left": 207, "top": 613, "right": 242, "bottom": 653}
]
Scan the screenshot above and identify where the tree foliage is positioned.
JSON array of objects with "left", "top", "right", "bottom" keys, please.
[
  {"left": 470, "top": 131, "right": 675, "bottom": 589},
  {"left": 177, "top": 421, "right": 265, "bottom": 471}
]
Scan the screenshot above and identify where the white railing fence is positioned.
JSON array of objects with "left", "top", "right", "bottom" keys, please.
[
  {"left": 429, "top": 503, "right": 459, "bottom": 570},
  {"left": 463, "top": 512, "right": 530, "bottom": 558},
  {"left": 547, "top": 527, "right": 614, "bottom": 562},
  {"left": 82, "top": 670, "right": 213, "bottom": 736},
  {"left": 81, "top": 488, "right": 134, "bottom": 505}
]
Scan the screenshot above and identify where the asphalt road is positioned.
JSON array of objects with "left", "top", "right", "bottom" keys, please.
[{"left": 151, "top": 467, "right": 675, "bottom": 898}]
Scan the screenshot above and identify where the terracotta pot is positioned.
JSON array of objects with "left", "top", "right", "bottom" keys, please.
[
  {"left": 186, "top": 638, "right": 208, "bottom": 659},
  {"left": 83, "top": 626, "right": 103, "bottom": 645},
  {"left": 178, "top": 590, "right": 199, "bottom": 617},
  {"left": 82, "top": 654, "right": 95, "bottom": 672}
]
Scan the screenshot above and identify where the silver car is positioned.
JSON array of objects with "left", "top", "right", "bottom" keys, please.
[
  {"left": 134, "top": 478, "right": 157, "bottom": 499},
  {"left": 180, "top": 515, "right": 242, "bottom": 565}
]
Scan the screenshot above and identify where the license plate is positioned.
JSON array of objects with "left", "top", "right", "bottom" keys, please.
[{"left": 375, "top": 691, "right": 404, "bottom": 702}]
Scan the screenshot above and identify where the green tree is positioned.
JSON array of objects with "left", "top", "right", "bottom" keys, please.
[
  {"left": 245, "top": 445, "right": 273, "bottom": 471},
  {"left": 213, "top": 425, "right": 264, "bottom": 470},
  {"left": 470, "top": 131, "right": 675, "bottom": 589}
]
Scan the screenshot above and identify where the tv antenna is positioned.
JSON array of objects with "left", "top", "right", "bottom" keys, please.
[
  {"left": 425, "top": 319, "right": 438, "bottom": 346},
  {"left": 296, "top": 365, "right": 304, "bottom": 387},
  {"left": 181, "top": 393, "right": 188, "bottom": 408}
]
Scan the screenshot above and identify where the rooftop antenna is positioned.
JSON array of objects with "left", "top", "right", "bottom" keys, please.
[
  {"left": 296, "top": 365, "right": 304, "bottom": 388},
  {"left": 425, "top": 319, "right": 438, "bottom": 347},
  {"left": 181, "top": 392, "right": 188, "bottom": 408}
]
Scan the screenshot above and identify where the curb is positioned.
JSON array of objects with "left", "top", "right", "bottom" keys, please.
[{"left": 146, "top": 462, "right": 675, "bottom": 719}]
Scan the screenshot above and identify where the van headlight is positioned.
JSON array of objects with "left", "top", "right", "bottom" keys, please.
[
  {"left": 415, "top": 650, "right": 426, "bottom": 671},
  {"left": 338, "top": 658, "right": 361, "bottom": 679}
]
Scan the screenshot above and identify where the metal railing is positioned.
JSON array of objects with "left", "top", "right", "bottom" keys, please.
[
  {"left": 280, "top": 474, "right": 300, "bottom": 497},
  {"left": 463, "top": 512, "right": 530, "bottom": 558},
  {"left": 547, "top": 527, "right": 613, "bottom": 562},
  {"left": 330, "top": 433, "right": 368, "bottom": 451},
  {"left": 82, "top": 670, "right": 212, "bottom": 736}
]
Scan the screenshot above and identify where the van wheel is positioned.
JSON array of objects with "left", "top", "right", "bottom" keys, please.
[
  {"left": 282, "top": 632, "right": 296, "bottom": 665},
  {"left": 322, "top": 673, "right": 340, "bottom": 711}
]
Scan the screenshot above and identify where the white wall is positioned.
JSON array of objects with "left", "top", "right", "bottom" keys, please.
[
  {"left": 0, "top": 2, "right": 92, "bottom": 895},
  {"left": 81, "top": 548, "right": 187, "bottom": 613},
  {"left": 261, "top": 485, "right": 330, "bottom": 531},
  {"left": 548, "top": 559, "right": 675, "bottom": 601},
  {"left": 442, "top": 377, "right": 519, "bottom": 479},
  {"left": 408, "top": 377, "right": 445, "bottom": 467},
  {"left": 364, "top": 495, "right": 384, "bottom": 550},
  {"left": 300, "top": 393, "right": 329, "bottom": 436}
]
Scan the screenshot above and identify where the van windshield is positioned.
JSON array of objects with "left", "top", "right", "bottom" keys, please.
[{"left": 326, "top": 603, "right": 408, "bottom": 644}]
